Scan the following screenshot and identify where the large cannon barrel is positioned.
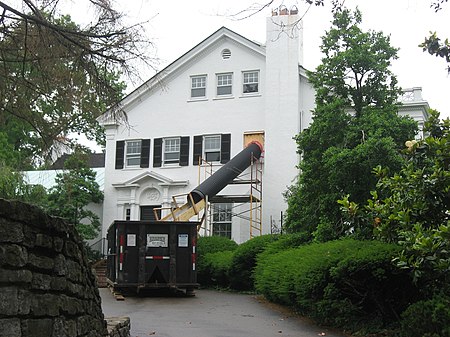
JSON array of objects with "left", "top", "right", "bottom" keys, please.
[{"left": 190, "top": 142, "right": 263, "bottom": 204}]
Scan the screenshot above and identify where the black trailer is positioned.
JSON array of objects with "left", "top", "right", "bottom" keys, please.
[{"left": 106, "top": 220, "right": 199, "bottom": 295}]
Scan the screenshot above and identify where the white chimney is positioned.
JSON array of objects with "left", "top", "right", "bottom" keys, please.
[{"left": 263, "top": 7, "right": 303, "bottom": 230}]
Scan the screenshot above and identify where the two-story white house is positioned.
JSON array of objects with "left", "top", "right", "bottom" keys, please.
[{"left": 99, "top": 8, "right": 429, "bottom": 244}]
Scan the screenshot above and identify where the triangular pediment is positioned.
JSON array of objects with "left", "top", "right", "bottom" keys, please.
[{"left": 112, "top": 171, "right": 188, "bottom": 188}]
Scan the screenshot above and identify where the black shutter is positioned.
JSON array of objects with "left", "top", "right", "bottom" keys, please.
[
  {"left": 115, "top": 140, "right": 125, "bottom": 169},
  {"left": 153, "top": 138, "right": 162, "bottom": 167},
  {"left": 220, "top": 134, "right": 231, "bottom": 164},
  {"left": 180, "top": 136, "right": 190, "bottom": 166},
  {"left": 193, "top": 136, "right": 203, "bottom": 165},
  {"left": 140, "top": 139, "right": 150, "bottom": 168}
]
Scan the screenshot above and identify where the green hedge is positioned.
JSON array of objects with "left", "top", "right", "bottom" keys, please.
[
  {"left": 255, "top": 239, "right": 417, "bottom": 334},
  {"left": 200, "top": 250, "right": 234, "bottom": 288},
  {"left": 229, "top": 234, "right": 279, "bottom": 291},
  {"left": 400, "top": 293, "right": 450, "bottom": 337},
  {"left": 197, "top": 236, "right": 237, "bottom": 286}
]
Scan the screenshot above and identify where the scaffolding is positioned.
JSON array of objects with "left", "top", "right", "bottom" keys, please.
[{"left": 197, "top": 154, "right": 263, "bottom": 239}]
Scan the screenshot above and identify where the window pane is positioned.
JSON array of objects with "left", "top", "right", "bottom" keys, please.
[
  {"left": 191, "top": 76, "right": 206, "bottom": 98},
  {"left": 217, "top": 86, "right": 232, "bottom": 95},
  {"left": 204, "top": 136, "right": 220, "bottom": 150},
  {"left": 164, "top": 138, "right": 180, "bottom": 164},
  {"left": 243, "top": 83, "right": 258, "bottom": 93},
  {"left": 126, "top": 140, "right": 141, "bottom": 166},
  {"left": 205, "top": 151, "right": 220, "bottom": 162},
  {"left": 217, "top": 73, "right": 232, "bottom": 96},
  {"left": 243, "top": 71, "right": 259, "bottom": 94},
  {"left": 191, "top": 88, "right": 206, "bottom": 97}
]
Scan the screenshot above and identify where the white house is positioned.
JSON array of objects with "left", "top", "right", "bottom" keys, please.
[{"left": 98, "top": 8, "right": 429, "bottom": 244}]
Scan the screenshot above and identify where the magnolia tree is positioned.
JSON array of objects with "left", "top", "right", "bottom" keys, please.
[{"left": 340, "top": 110, "right": 450, "bottom": 285}]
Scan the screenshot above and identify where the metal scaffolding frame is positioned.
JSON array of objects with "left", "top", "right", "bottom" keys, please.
[{"left": 197, "top": 154, "right": 263, "bottom": 239}]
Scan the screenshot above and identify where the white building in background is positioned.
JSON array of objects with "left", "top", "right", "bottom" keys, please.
[{"left": 93, "top": 9, "right": 429, "bottom": 244}]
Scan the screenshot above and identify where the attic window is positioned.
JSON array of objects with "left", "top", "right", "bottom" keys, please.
[{"left": 221, "top": 49, "right": 231, "bottom": 60}]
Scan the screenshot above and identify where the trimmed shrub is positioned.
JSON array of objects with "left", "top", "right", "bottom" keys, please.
[
  {"left": 400, "top": 293, "right": 450, "bottom": 337},
  {"left": 255, "top": 239, "right": 417, "bottom": 334},
  {"left": 229, "top": 234, "right": 278, "bottom": 291},
  {"left": 197, "top": 236, "right": 237, "bottom": 286},
  {"left": 201, "top": 250, "right": 234, "bottom": 288}
]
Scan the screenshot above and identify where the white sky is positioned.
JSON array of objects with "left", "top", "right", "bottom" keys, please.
[{"left": 108, "top": 0, "right": 449, "bottom": 119}]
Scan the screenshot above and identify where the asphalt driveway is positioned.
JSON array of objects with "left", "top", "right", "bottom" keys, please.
[{"left": 100, "top": 288, "right": 348, "bottom": 337}]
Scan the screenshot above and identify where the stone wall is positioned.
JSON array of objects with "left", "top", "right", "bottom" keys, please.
[
  {"left": 106, "top": 317, "right": 130, "bottom": 337},
  {"left": 0, "top": 198, "right": 108, "bottom": 337}
]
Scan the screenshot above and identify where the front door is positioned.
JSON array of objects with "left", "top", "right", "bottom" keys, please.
[{"left": 140, "top": 205, "right": 161, "bottom": 221}]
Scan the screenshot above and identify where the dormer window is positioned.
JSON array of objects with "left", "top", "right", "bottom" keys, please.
[{"left": 191, "top": 75, "right": 206, "bottom": 98}]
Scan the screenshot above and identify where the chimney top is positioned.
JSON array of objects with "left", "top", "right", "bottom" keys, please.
[{"left": 272, "top": 5, "right": 299, "bottom": 16}]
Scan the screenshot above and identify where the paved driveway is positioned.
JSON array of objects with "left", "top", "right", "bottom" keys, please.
[{"left": 100, "top": 288, "right": 348, "bottom": 337}]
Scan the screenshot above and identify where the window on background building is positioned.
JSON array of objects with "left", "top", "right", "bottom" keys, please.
[
  {"left": 243, "top": 71, "right": 259, "bottom": 94},
  {"left": 212, "top": 203, "right": 232, "bottom": 238},
  {"left": 191, "top": 75, "right": 207, "bottom": 98},
  {"left": 125, "top": 208, "right": 131, "bottom": 221},
  {"left": 204, "top": 135, "right": 221, "bottom": 162},
  {"left": 216, "top": 73, "right": 232, "bottom": 96},
  {"left": 163, "top": 137, "right": 180, "bottom": 165},
  {"left": 125, "top": 140, "right": 141, "bottom": 167}
]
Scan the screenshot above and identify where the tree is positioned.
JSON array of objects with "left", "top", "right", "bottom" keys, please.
[
  {"left": 284, "top": 8, "right": 417, "bottom": 239},
  {"left": 0, "top": 1, "right": 155, "bottom": 167},
  {"left": 46, "top": 148, "right": 103, "bottom": 240},
  {"left": 340, "top": 110, "right": 449, "bottom": 285}
]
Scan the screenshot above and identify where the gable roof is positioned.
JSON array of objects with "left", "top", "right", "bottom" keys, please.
[
  {"left": 49, "top": 153, "right": 105, "bottom": 169},
  {"left": 99, "top": 26, "right": 265, "bottom": 125}
]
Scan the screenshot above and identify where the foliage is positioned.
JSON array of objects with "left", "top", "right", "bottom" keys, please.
[
  {"left": 0, "top": 1, "right": 156, "bottom": 167},
  {"left": 420, "top": 32, "right": 450, "bottom": 73},
  {"left": 196, "top": 236, "right": 238, "bottom": 285},
  {"left": 400, "top": 292, "right": 450, "bottom": 337},
  {"left": 0, "top": 164, "right": 47, "bottom": 204},
  {"left": 340, "top": 111, "right": 450, "bottom": 284},
  {"left": 198, "top": 251, "right": 234, "bottom": 288},
  {"left": 284, "top": 8, "right": 417, "bottom": 238},
  {"left": 255, "top": 239, "right": 416, "bottom": 334},
  {"left": 229, "top": 234, "right": 278, "bottom": 291},
  {"left": 45, "top": 149, "right": 103, "bottom": 240}
]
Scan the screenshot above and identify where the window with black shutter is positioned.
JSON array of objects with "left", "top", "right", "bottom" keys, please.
[
  {"left": 180, "top": 136, "right": 190, "bottom": 166},
  {"left": 115, "top": 140, "right": 125, "bottom": 169},
  {"left": 153, "top": 138, "right": 162, "bottom": 167},
  {"left": 140, "top": 139, "right": 150, "bottom": 168}
]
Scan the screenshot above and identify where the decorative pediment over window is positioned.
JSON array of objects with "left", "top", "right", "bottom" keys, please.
[{"left": 112, "top": 171, "right": 189, "bottom": 189}]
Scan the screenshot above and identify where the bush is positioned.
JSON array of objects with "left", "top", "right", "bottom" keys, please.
[
  {"left": 197, "top": 236, "right": 237, "bottom": 286},
  {"left": 400, "top": 293, "right": 450, "bottom": 337},
  {"left": 200, "top": 251, "right": 234, "bottom": 288},
  {"left": 229, "top": 234, "right": 278, "bottom": 291},
  {"left": 255, "top": 239, "right": 417, "bottom": 334}
]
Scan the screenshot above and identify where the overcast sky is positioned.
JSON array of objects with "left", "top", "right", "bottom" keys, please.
[{"left": 98, "top": 0, "right": 447, "bottom": 119}]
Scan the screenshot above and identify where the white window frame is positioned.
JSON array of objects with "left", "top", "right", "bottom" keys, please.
[
  {"left": 125, "top": 140, "right": 141, "bottom": 167},
  {"left": 163, "top": 137, "right": 181, "bottom": 165},
  {"left": 203, "top": 135, "right": 221, "bottom": 162},
  {"left": 242, "top": 70, "right": 259, "bottom": 94},
  {"left": 216, "top": 73, "right": 233, "bottom": 96},
  {"left": 191, "top": 75, "right": 207, "bottom": 98},
  {"left": 212, "top": 203, "right": 232, "bottom": 238}
]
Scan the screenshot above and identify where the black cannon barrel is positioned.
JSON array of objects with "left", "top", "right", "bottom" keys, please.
[{"left": 190, "top": 142, "right": 263, "bottom": 204}]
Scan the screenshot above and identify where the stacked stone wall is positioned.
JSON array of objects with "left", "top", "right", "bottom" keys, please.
[{"left": 0, "top": 198, "right": 108, "bottom": 337}]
